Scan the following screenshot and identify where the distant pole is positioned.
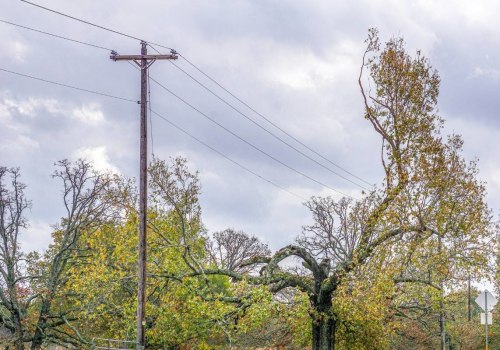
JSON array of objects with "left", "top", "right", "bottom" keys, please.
[
  {"left": 110, "top": 42, "right": 178, "bottom": 349},
  {"left": 468, "top": 274, "right": 471, "bottom": 321},
  {"left": 485, "top": 290, "right": 488, "bottom": 350}
]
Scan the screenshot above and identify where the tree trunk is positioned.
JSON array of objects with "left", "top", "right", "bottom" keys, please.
[
  {"left": 438, "top": 234, "right": 446, "bottom": 350},
  {"left": 14, "top": 338, "right": 25, "bottom": 350},
  {"left": 11, "top": 307, "right": 26, "bottom": 350},
  {"left": 312, "top": 314, "right": 336, "bottom": 350},
  {"left": 439, "top": 306, "right": 446, "bottom": 350},
  {"left": 13, "top": 329, "right": 25, "bottom": 350},
  {"left": 311, "top": 295, "right": 336, "bottom": 350},
  {"left": 30, "top": 300, "right": 51, "bottom": 350}
]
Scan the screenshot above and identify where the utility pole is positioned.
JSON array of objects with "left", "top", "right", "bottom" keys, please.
[
  {"left": 485, "top": 290, "right": 489, "bottom": 350},
  {"left": 110, "top": 42, "right": 177, "bottom": 349},
  {"left": 468, "top": 274, "right": 471, "bottom": 322}
]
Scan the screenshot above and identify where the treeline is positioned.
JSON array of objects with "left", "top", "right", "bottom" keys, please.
[{"left": 1, "top": 30, "right": 498, "bottom": 350}]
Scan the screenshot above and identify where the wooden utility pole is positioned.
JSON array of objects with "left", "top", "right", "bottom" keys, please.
[{"left": 110, "top": 42, "right": 177, "bottom": 349}]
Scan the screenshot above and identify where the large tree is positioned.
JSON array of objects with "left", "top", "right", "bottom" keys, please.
[{"left": 180, "top": 30, "right": 492, "bottom": 350}]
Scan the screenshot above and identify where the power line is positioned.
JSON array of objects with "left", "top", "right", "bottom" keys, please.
[
  {"left": 20, "top": 0, "right": 173, "bottom": 51},
  {"left": 18, "top": 0, "right": 370, "bottom": 191},
  {"left": 150, "top": 109, "right": 308, "bottom": 201},
  {"left": 2, "top": 65, "right": 307, "bottom": 201},
  {"left": 177, "top": 53, "right": 374, "bottom": 188},
  {"left": 0, "top": 67, "right": 138, "bottom": 103},
  {"left": 148, "top": 45, "right": 368, "bottom": 190},
  {"left": 146, "top": 72, "right": 356, "bottom": 199},
  {"left": 0, "top": 18, "right": 113, "bottom": 51}
]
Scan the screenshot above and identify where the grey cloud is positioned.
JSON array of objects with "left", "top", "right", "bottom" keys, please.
[{"left": 2, "top": 0, "right": 500, "bottom": 254}]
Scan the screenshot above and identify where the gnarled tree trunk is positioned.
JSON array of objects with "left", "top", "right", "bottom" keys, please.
[
  {"left": 311, "top": 290, "right": 336, "bottom": 350},
  {"left": 312, "top": 314, "right": 336, "bottom": 350}
]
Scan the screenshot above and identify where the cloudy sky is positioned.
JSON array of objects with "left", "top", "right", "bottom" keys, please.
[{"left": 1, "top": 0, "right": 499, "bottom": 259}]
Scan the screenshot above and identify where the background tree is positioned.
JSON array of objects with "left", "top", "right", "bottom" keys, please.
[
  {"left": 208, "top": 228, "right": 271, "bottom": 273},
  {"left": 29, "top": 160, "right": 117, "bottom": 349},
  {"left": 0, "top": 167, "right": 31, "bottom": 350},
  {"left": 0, "top": 160, "right": 117, "bottom": 349}
]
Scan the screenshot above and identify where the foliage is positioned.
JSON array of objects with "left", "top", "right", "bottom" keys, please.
[
  {"left": 61, "top": 157, "right": 281, "bottom": 349},
  {"left": 0, "top": 160, "right": 118, "bottom": 349}
]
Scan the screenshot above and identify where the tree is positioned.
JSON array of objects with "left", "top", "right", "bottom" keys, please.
[
  {"left": 63, "top": 157, "right": 261, "bottom": 349},
  {"left": 208, "top": 228, "right": 271, "bottom": 273},
  {"left": 0, "top": 160, "right": 117, "bottom": 349},
  {"left": 385, "top": 132, "right": 492, "bottom": 348},
  {"left": 29, "top": 160, "right": 117, "bottom": 349},
  {"left": 179, "top": 30, "right": 492, "bottom": 350},
  {"left": 0, "top": 167, "right": 31, "bottom": 350},
  {"left": 389, "top": 287, "right": 485, "bottom": 349}
]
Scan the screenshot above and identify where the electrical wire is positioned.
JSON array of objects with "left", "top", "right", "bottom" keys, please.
[
  {"left": 146, "top": 44, "right": 368, "bottom": 190},
  {"left": 177, "top": 53, "right": 374, "bottom": 187},
  {"left": 150, "top": 109, "right": 308, "bottom": 201},
  {"left": 146, "top": 72, "right": 356, "bottom": 199},
  {"left": 20, "top": 0, "right": 173, "bottom": 51},
  {"left": 173, "top": 57, "right": 367, "bottom": 189},
  {"left": 0, "top": 67, "right": 138, "bottom": 103},
  {"left": 2, "top": 65, "right": 308, "bottom": 201},
  {"left": 0, "top": 18, "right": 113, "bottom": 51},
  {"left": 20, "top": 0, "right": 372, "bottom": 189}
]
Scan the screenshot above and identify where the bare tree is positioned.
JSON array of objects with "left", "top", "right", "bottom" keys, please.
[
  {"left": 209, "top": 228, "right": 271, "bottom": 273},
  {"left": 0, "top": 167, "right": 31, "bottom": 350}
]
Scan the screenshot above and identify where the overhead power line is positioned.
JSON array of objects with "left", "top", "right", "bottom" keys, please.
[
  {"left": 146, "top": 72, "right": 355, "bottom": 199},
  {"left": 148, "top": 45, "right": 368, "bottom": 190},
  {"left": 0, "top": 18, "right": 113, "bottom": 51},
  {"left": 177, "top": 53, "right": 373, "bottom": 188},
  {"left": 0, "top": 18, "right": 361, "bottom": 190},
  {"left": 150, "top": 109, "right": 308, "bottom": 201},
  {"left": 1, "top": 66, "right": 307, "bottom": 201},
  {"left": 18, "top": 0, "right": 371, "bottom": 190},
  {"left": 0, "top": 67, "right": 137, "bottom": 103},
  {"left": 20, "top": 0, "right": 173, "bottom": 51}
]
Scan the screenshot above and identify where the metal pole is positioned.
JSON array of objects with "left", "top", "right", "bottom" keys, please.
[
  {"left": 485, "top": 290, "right": 488, "bottom": 350},
  {"left": 137, "top": 40, "right": 148, "bottom": 349}
]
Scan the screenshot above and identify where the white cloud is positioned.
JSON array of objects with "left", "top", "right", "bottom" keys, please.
[
  {"left": 1, "top": 96, "right": 62, "bottom": 117},
  {"left": 9, "top": 40, "right": 29, "bottom": 62},
  {"left": 71, "top": 103, "right": 105, "bottom": 124},
  {"left": 469, "top": 66, "right": 500, "bottom": 80},
  {"left": 72, "top": 146, "right": 120, "bottom": 173},
  {"left": 262, "top": 39, "right": 361, "bottom": 91}
]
